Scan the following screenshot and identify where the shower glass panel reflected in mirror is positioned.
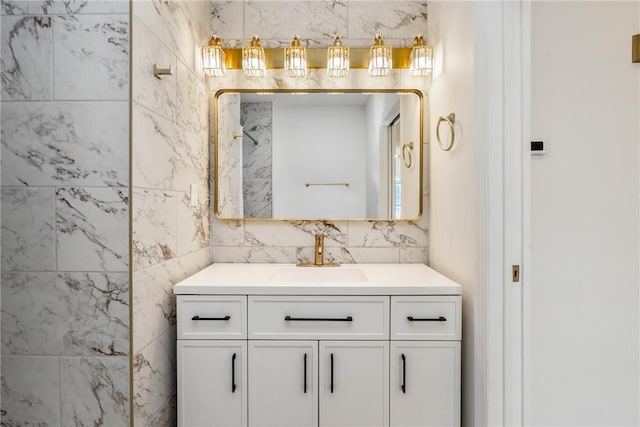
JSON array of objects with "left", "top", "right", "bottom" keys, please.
[{"left": 214, "top": 89, "right": 423, "bottom": 220}]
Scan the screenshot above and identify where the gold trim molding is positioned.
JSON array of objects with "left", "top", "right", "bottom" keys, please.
[
  {"left": 225, "top": 47, "right": 412, "bottom": 70},
  {"left": 633, "top": 34, "right": 640, "bottom": 63}
]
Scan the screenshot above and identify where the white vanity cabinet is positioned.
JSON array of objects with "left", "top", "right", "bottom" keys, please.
[{"left": 174, "top": 263, "right": 463, "bottom": 427}]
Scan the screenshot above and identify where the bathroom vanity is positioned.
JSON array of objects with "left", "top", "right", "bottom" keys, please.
[{"left": 174, "top": 263, "right": 462, "bottom": 427}]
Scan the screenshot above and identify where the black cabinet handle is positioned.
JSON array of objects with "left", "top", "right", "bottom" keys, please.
[
  {"left": 401, "top": 353, "right": 406, "bottom": 394},
  {"left": 231, "top": 353, "right": 237, "bottom": 393},
  {"left": 285, "top": 315, "right": 353, "bottom": 322},
  {"left": 303, "top": 353, "right": 307, "bottom": 394},
  {"left": 192, "top": 315, "right": 231, "bottom": 321},
  {"left": 407, "top": 316, "right": 447, "bottom": 322},
  {"left": 330, "top": 353, "right": 334, "bottom": 393}
]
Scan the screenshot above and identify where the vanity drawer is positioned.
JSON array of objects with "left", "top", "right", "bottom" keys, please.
[
  {"left": 391, "top": 296, "right": 461, "bottom": 340},
  {"left": 177, "top": 295, "right": 247, "bottom": 340},
  {"left": 248, "top": 296, "right": 389, "bottom": 340}
]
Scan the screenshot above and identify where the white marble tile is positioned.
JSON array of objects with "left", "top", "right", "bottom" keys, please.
[
  {"left": 133, "top": 0, "right": 209, "bottom": 74},
  {"left": 348, "top": 1, "right": 428, "bottom": 39},
  {"left": 400, "top": 246, "right": 428, "bottom": 264},
  {"left": 297, "top": 246, "right": 401, "bottom": 264},
  {"left": 133, "top": 104, "right": 208, "bottom": 192},
  {"left": 243, "top": 154, "right": 272, "bottom": 181},
  {"left": 1, "top": 16, "right": 51, "bottom": 100},
  {"left": 1, "top": 102, "right": 128, "bottom": 187},
  {"left": 242, "top": 177, "right": 271, "bottom": 203},
  {"left": 132, "top": 17, "right": 177, "bottom": 121},
  {"left": 2, "top": 272, "right": 128, "bottom": 356},
  {"left": 1, "top": 188, "right": 55, "bottom": 271},
  {"left": 133, "top": 248, "right": 211, "bottom": 353},
  {"left": 176, "top": 60, "right": 208, "bottom": 135},
  {"left": 211, "top": 1, "right": 243, "bottom": 39},
  {"left": 211, "top": 245, "right": 297, "bottom": 263},
  {"left": 146, "top": 392, "right": 177, "bottom": 427},
  {"left": 133, "top": 327, "right": 176, "bottom": 427},
  {"left": 56, "top": 187, "right": 129, "bottom": 272},
  {"left": 177, "top": 191, "right": 210, "bottom": 256},
  {"left": 1, "top": 0, "right": 129, "bottom": 15},
  {"left": 132, "top": 188, "right": 178, "bottom": 271},
  {"left": 347, "top": 220, "right": 428, "bottom": 247},
  {"left": 245, "top": 220, "right": 347, "bottom": 247},
  {"left": 53, "top": 14, "right": 129, "bottom": 100},
  {"left": 210, "top": 218, "right": 244, "bottom": 246},
  {"left": 244, "top": 1, "right": 347, "bottom": 42},
  {"left": 1, "top": 356, "right": 60, "bottom": 426},
  {"left": 244, "top": 200, "right": 271, "bottom": 219},
  {"left": 60, "top": 356, "right": 130, "bottom": 426}
]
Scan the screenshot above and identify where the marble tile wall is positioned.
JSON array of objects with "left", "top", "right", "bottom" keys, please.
[
  {"left": 1, "top": 1, "right": 130, "bottom": 425},
  {"left": 210, "top": 1, "right": 430, "bottom": 264},
  {"left": 241, "top": 102, "right": 273, "bottom": 218},
  {"left": 131, "top": 0, "right": 212, "bottom": 425}
]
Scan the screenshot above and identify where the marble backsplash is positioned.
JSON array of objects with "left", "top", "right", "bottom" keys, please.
[
  {"left": 0, "top": 0, "right": 130, "bottom": 425},
  {"left": 131, "top": 1, "right": 212, "bottom": 426},
  {"left": 241, "top": 101, "right": 273, "bottom": 218},
  {"left": 209, "top": 1, "right": 430, "bottom": 265}
]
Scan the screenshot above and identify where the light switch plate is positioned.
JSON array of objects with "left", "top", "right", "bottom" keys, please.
[{"left": 189, "top": 184, "right": 198, "bottom": 207}]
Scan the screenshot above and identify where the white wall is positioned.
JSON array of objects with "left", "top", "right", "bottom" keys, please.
[
  {"left": 365, "top": 93, "right": 398, "bottom": 217},
  {"left": 427, "top": 2, "right": 477, "bottom": 426},
  {"left": 272, "top": 105, "right": 367, "bottom": 218},
  {"left": 529, "top": 2, "right": 640, "bottom": 425}
]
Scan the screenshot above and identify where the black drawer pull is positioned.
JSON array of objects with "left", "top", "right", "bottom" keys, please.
[
  {"left": 285, "top": 315, "right": 353, "bottom": 322},
  {"left": 231, "top": 353, "right": 237, "bottom": 393},
  {"left": 303, "top": 353, "right": 307, "bottom": 394},
  {"left": 330, "top": 353, "right": 334, "bottom": 393},
  {"left": 192, "top": 315, "right": 231, "bottom": 321},
  {"left": 401, "top": 353, "right": 406, "bottom": 394},
  {"left": 407, "top": 316, "right": 447, "bottom": 322}
]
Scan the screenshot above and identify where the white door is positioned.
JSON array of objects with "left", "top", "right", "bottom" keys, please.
[
  {"left": 319, "top": 341, "right": 389, "bottom": 427},
  {"left": 177, "top": 340, "right": 247, "bottom": 427},
  {"left": 248, "top": 341, "right": 318, "bottom": 426},
  {"left": 390, "top": 341, "right": 461, "bottom": 427}
]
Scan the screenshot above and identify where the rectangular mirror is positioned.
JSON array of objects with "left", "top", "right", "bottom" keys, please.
[{"left": 214, "top": 89, "right": 423, "bottom": 220}]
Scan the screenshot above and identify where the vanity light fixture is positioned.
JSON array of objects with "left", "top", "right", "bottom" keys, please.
[
  {"left": 327, "top": 33, "right": 349, "bottom": 77},
  {"left": 284, "top": 34, "right": 308, "bottom": 78},
  {"left": 202, "top": 34, "right": 226, "bottom": 77},
  {"left": 242, "top": 34, "right": 266, "bottom": 78},
  {"left": 368, "top": 34, "right": 392, "bottom": 77},
  {"left": 409, "top": 33, "right": 433, "bottom": 77}
]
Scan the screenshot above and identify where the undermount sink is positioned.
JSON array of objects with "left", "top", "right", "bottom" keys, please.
[{"left": 268, "top": 266, "right": 369, "bottom": 283}]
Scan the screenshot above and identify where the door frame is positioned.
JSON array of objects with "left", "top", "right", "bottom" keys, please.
[{"left": 473, "top": 2, "right": 530, "bottom": 426}]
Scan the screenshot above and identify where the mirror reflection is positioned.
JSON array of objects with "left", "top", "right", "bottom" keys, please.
[{"left": 215, "top": 90, "right": 422, "bottom": 220}]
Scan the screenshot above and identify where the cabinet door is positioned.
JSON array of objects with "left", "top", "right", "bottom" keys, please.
[
  {"left": 177, "top": 340, "right": 247, "bottom": 427},
  {"left": 319, "top": 341, "right": 389, "bottom": 427},
  {"left": 248, "top": 341, "right": 318, "bottom": 427},
  {"left": 390, "top": 341, "right": 461, "bottom": 427}
]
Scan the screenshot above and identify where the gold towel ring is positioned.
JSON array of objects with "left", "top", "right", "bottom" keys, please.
[
  {"left": 436, "top": 113, "right": 456, "bottom": 151},
  {"left": 401, "top": 142, "right": 414, "bottom": 168}
]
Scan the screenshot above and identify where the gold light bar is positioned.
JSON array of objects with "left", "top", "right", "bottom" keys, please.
[
  {"left": 224, "top": 47, "right": 412, "bottom": 70},
  {"left": 633, "top": 34, "right": 640, "bottom": 63}
]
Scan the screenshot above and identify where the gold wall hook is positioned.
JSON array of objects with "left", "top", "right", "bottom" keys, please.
[{"left": 154, "top": 64, "right": 174, "bottom": 79}]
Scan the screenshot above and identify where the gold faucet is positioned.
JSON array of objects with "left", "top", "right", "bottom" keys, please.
[
  {"left": 297, "top": 234, "right": 340, "bottom": 267},
  {"left": 314, "top": 234, "right": 324, "bottom": 266}
]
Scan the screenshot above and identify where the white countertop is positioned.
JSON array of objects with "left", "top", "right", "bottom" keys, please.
[{"left": 173, "top": 263, "right": 462, "bottom": 295}]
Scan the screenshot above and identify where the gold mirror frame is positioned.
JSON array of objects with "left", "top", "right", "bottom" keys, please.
[{"left": 213, "top": 88, "right": 424, "bottom": 221}]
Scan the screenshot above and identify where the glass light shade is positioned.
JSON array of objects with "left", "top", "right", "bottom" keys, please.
[
  {"left": 409, "top": 33, "right": 433, "bottom": 77},
  {"left": 242, "top": 34, "right": 266, "bottom": 78},
  {"left": 284, "top": 34, "right": 307, "bottom": 78},
  {"left": 368, "top": 34, "right": 392, "bottom": 77},
  {"left": 202, "top": 35, "right": 226, "bottom": 77},
  {"left": 327, "top": 34, "right": 349, "bottom": 77}
]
